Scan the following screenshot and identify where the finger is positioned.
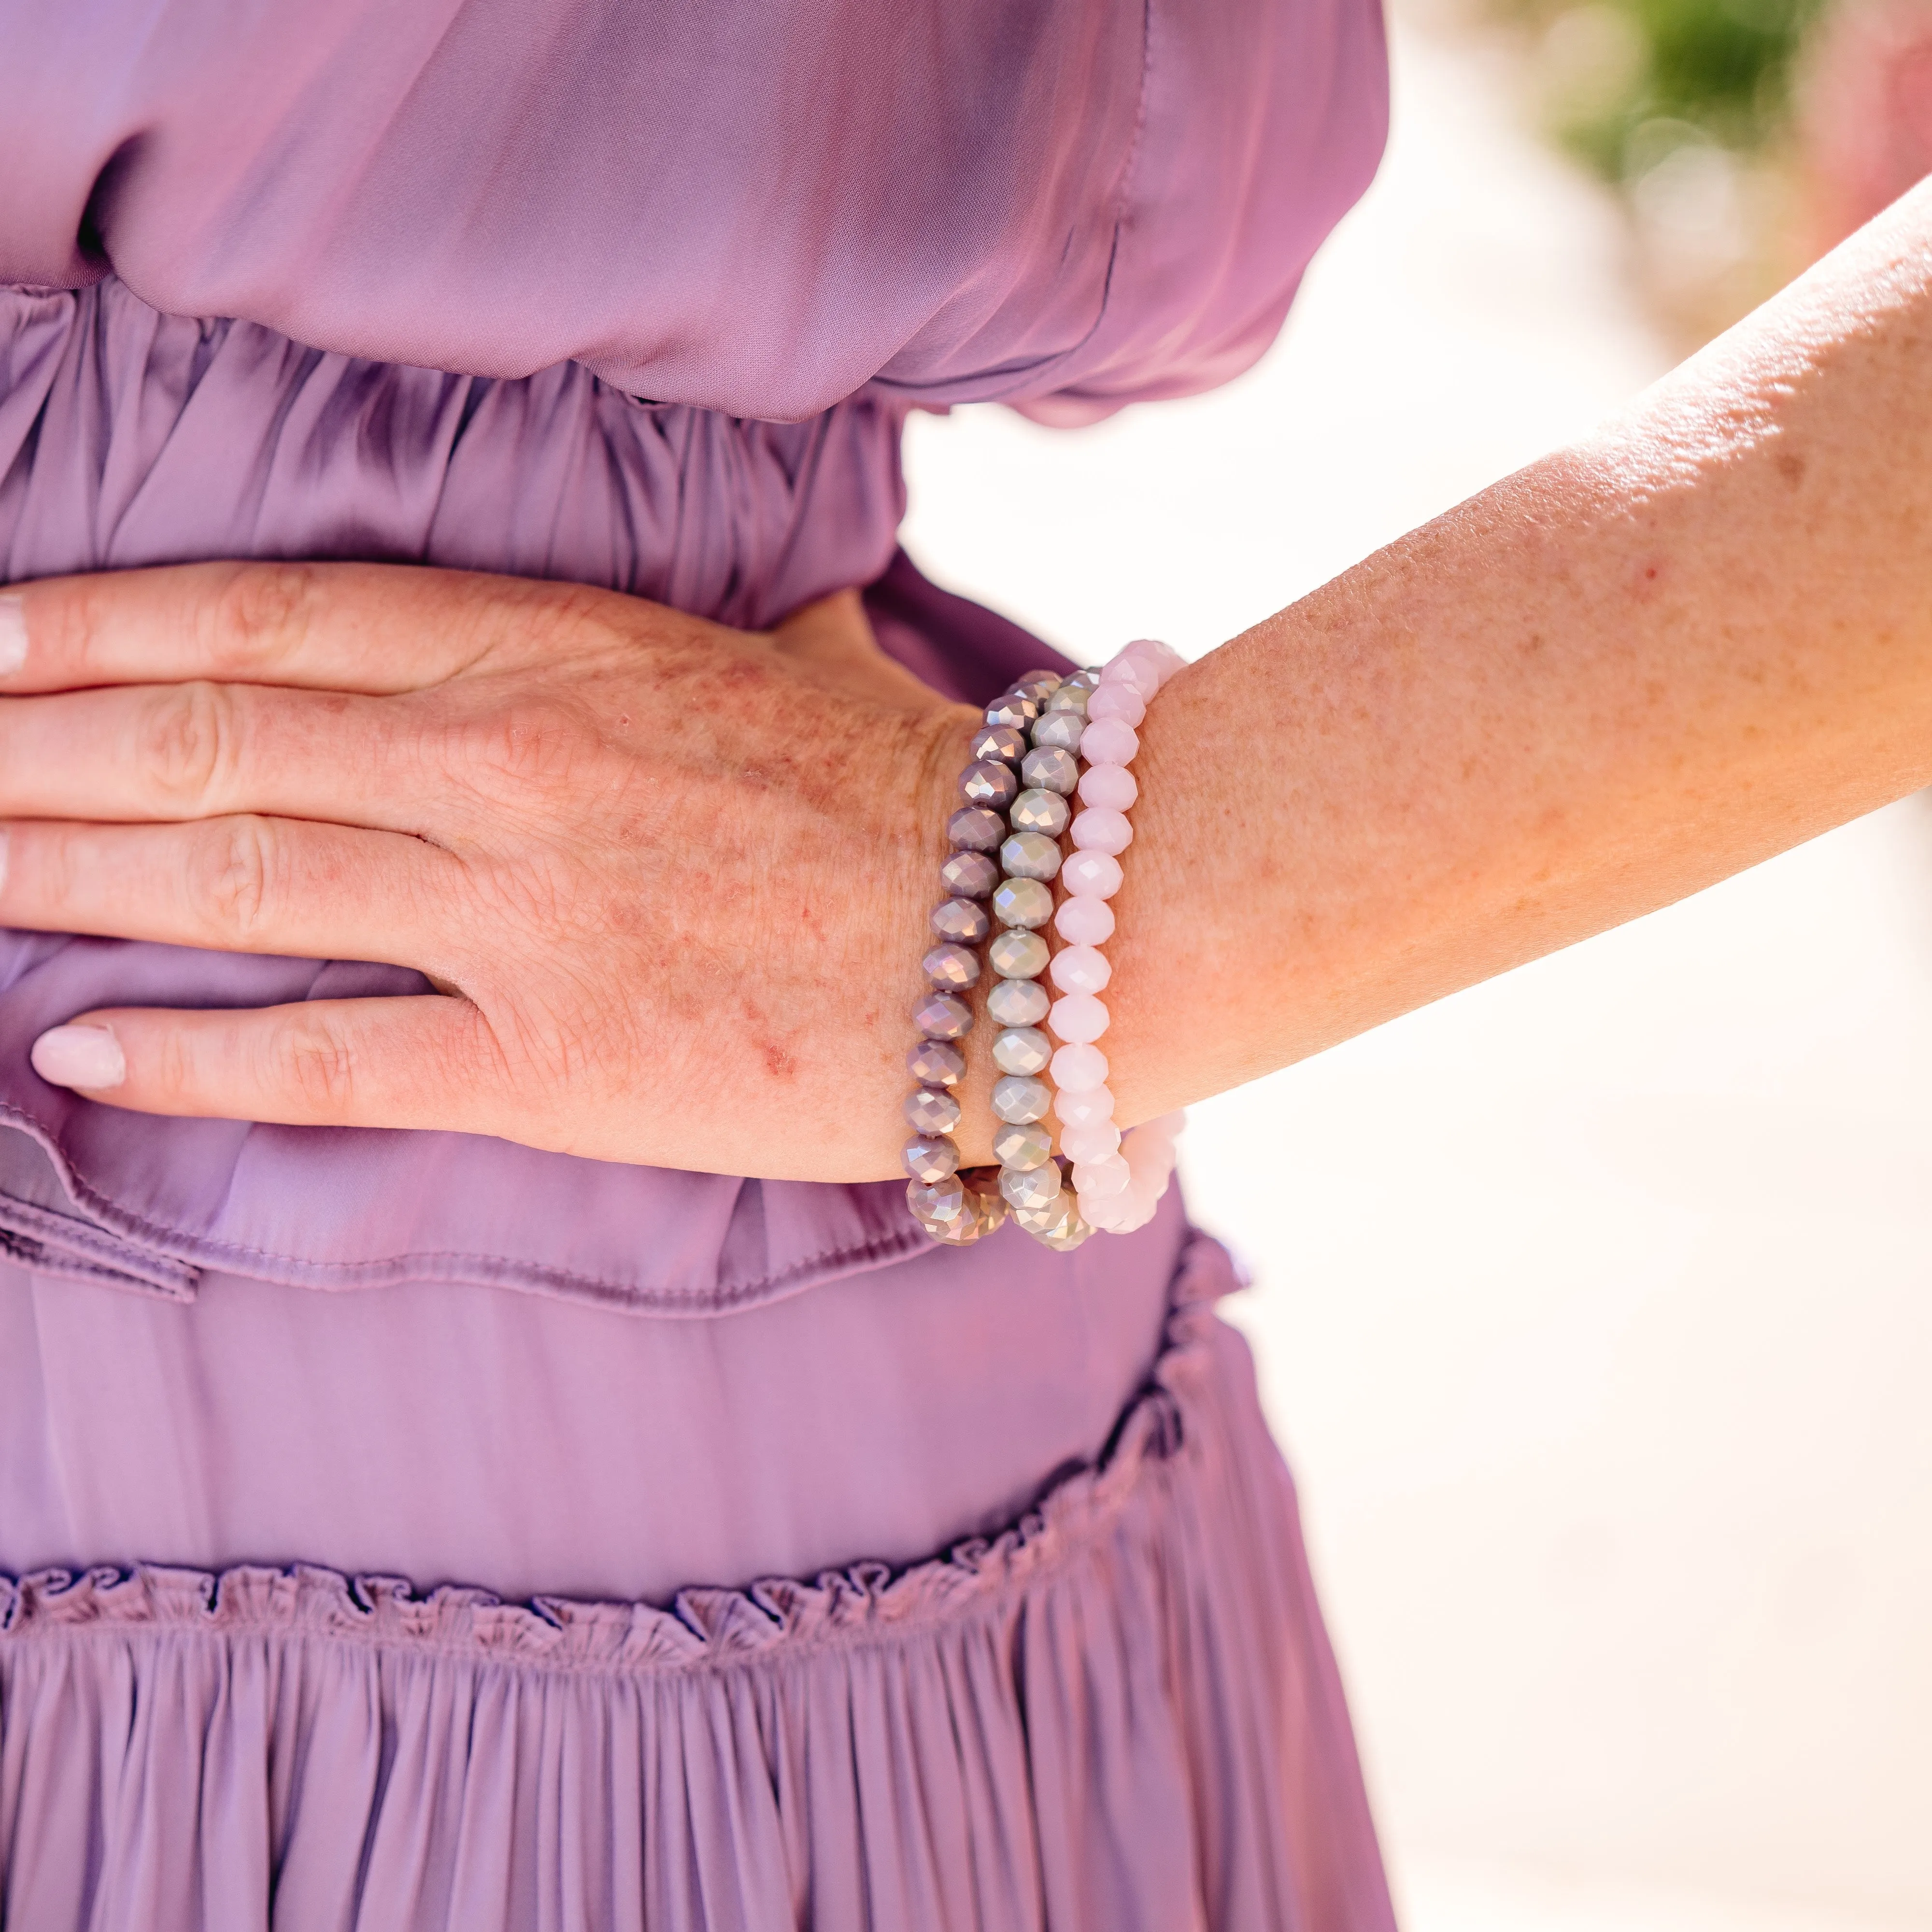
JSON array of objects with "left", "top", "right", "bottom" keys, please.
[
  {"left": 0, "top": 681, "right": 451, "bottom": 832},
  {"left": 0, "top": 817, "right": 462, "bottom": 971},
  {"left": 0, "top": 561, "right": 629, "bottom": 696},
  {"left": 28, "top": 996, "right": 508, "bottom": 1133}
]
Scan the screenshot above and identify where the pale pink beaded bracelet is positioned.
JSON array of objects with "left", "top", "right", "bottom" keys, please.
[{"left": 1038, "top": 639, "right": 1188, "bottom": 1238}]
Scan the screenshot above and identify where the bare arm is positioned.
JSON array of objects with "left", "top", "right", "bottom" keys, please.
[{"left": 1105, "top": 178, "right": 1932, "bottom": 1136}]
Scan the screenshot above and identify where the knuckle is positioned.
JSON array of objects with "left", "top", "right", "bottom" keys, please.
[
  {"left": 269, "top": 1017, "right": 360, "bottom": 1115},
  {"left": 152, "top": 1026, "right": 200, "bottom": 1107},
  {"left": 140, "top": 682, "right": 241, "bottom": 807},
  {"left": 190, "top": 815, "right": 281, "bottom": 941},
  {"left": 28, "top": 824, "right": 84, "bottom": 909},
  {"left": 206, "top": 562, "right": 318, "bottom": 669},
  {"left": 36, "top": 580, "right": 113, "bottom": 681},
  {"left": 447, "top": 697, "right": 587, "bottom": 790}
]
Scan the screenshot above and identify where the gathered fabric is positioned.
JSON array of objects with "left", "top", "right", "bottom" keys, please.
[{"left": 0, "top": 1262, "right": 1394, "bottom": 1932}]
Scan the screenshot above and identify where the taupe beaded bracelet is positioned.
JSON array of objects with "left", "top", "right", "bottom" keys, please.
[{"left": 899, "top": 679, "right": 1068, "bottom": 1245}]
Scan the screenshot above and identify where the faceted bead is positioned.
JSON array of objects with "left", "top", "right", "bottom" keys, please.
[
  {"left": 928, "top": 1203, "right": 986, "bottom": 1245},
  {"left": 1053, "top": 895, "right": 1116, "bottom": 945},
  {"left": 1127, "top": 1110, "right": 1186, "bottom": 1178},
  {"left": 961, "top": 1165, "right": 1010, "bottom": 1235},
  {"left": 1013, "top": 1189, "right": 1073, "bottom": 1236},
  {"left": 1043, "top": 682, "right": 1091, "bottom": 715},
  {"left": 948, "top": 806, "right": 1006, "bottom": 853},
  {"left": 1100, "top": 656, "right": 1158, "bottom": 700},
  {"left": 1051, "top": 1041, "right": 1109, "bottom": 1090},
  {"left": 983, "top": 692, "right": 1040, "bottom": 730},
  {"left": 992, "top": 1118, "right": 1054, "bottom": 1170},
  {"left": 1063, "top": 666, "right": 1102, "bottom": 693},
  {"left": 1078, "top": 763, "right": 1138, "bottom": 812},
  {"left": 931, "top": 897, "right": 992, "bottom": 944},
  {"left": 908, "top": 1173, "right": 966, "bottom": 1225},
  {"left": 923, "top": 942, "right": 980, "bottom": 991},
  {"left": 1030, "top": 709, "right": 1085, "bottom": 751},
  {"left": 1062, "top": 850, "right": 1123, "bottom": 898},
  {"left": 1000, "top": 831, "right": 1062, "bottom": 881},
  {"left": 905, "top": 1086, "right": 963, "bottom": 1136},
  {"left": 991, "top": 876, "right": 1053, "bottom": 930},
  {"left": 1012, "top": 671, "right": 1063, "bottom": 702},
  {"left": 992, "top": 1026, "right": 1052, "bottom": 1076},
  {"left": 970, "top": 723, "right": 1028, "bottom": 767},
  {"left": 991, "top": 1073, "right": 1052, "bottom": 1123},
  {"left": 1121, "top": 638, "right": 1185, "bottom": 683},
  {"left": 904, "top": 1135, "right": 960, "bottom": 1184},
  {"left": 1070, "top": 806, "right": 1132, "bottom": 854},
  {"left": 1089, "top": 1180, "right": 1161, "bottom": 1236},
  {"left": 908, "top": 1038, "right": 966, "bottom": 1087},
  {"left": 1020, "top": 745, "right": 1078, "bottom": 795},
  {"left": 1060, "top": 1118, "right": 1122, "bottom": 1164},
  {"left": 1028, "top": 1186, "right": 1095, "bottom": 1250},
  {"left": 1080, "top": 1186, "right": 1139, "bottom": 1234},
  {"left": 1079, "top": 716, "right": 1140, "bottom": 766},
  {"left": 940, "top": 850, "right": 1000, "bottom": 898},
  {"left": 1048, "top": 993, "right": 1109, "bottom": 1044},
  {"left": 988, "top": 928, "right": 1050, "bottom": 978},
  {"left": 1084, "top": 682, "right": 1146, "bottom": 727},
  {"left": 1072, "top": 1152, "right": 1132, "bottom": 1197},
  {"left": 986, "top": 977, "right": 1050, "bottom": 1026},
  {"left": 1000, "top": 1162, "right": 1063, "bottom": 1210},
  {"left": 914, "top": 991, "right": 972, "bottom": 1040},
  {"left": 1038, "top": 1212, "right": 1095, "bottom": 1253},
  {"left": 960, "top": 759, "right": 1019, "bottom": 809},
  {"left": 1053, "top": 1084, "right": 1115, "bottom": 1129},
  {"left": 1049, "top": 945, "right": 1111, "bottom": 994},
  {"left": 1009, "top": 787, "right": 1071, "bottom": 837}
]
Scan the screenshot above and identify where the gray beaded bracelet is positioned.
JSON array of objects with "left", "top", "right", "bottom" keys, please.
[
  {"left": 902, "top": 676, "right": 1070, "bottom": 1246},
  {"left": 987, "top": 667, "right": 1100, "bottom": 1251}
]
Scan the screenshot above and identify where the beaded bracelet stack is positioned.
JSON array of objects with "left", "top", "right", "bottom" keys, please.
[{"left": 902, "top": 640, "right": 1188, "bottom": 1251}]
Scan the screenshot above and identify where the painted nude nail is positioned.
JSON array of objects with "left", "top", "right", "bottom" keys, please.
[
  {"left": 30, "top": 1024, "right": 127, "bottom": 1091},
  {"left": 0, "top": 596, "right": 24, "bottom": 676}
]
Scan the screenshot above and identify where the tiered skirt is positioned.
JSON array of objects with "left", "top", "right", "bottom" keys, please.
[{"left": 0, "top": 1241, "right": 1395, "bottom": 1931}]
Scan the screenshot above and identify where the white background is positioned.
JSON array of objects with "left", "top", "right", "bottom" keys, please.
[{"left": 901, "top": 16, "right": 1932, "bottom": 1932}]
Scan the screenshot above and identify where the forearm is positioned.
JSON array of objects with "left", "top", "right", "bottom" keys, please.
[{"left": 1107, "top": 178, "right": 1932, "bottom": 1126}]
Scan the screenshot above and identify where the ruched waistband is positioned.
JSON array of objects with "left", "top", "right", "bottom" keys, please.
[{"left": 0, "top": 279, "right": 909, "bottom": 627}]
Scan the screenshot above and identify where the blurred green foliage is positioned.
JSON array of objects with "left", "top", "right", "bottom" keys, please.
[{"left": 1527, "top": 0, "right": 1826, "bottom": 180}]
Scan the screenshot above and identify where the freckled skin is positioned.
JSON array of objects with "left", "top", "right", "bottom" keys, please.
[
  {"left": 0, "top": 570, "right": 975, "bottom": 1176},
  {"left": 1118, "top": 179, "right": 1932, "bottom": 1125}
]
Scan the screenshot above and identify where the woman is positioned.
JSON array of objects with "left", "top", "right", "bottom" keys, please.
[{"left": 3, "top": 0, "right": 1930, "bottom": 1924}]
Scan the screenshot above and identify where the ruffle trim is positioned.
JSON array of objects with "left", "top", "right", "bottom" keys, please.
[{"left": 0, "top": 1232, "right": 1227, "bottom": 1676}]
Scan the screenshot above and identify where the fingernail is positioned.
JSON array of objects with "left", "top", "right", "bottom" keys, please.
[
  {"left": 0, "top": 596, "right": 24, "bottom": 677},
  {"left": 31, "top": 1024, "right": 126, "bottom": 1091}
]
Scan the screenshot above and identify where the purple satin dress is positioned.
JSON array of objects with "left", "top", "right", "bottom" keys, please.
[{"left": 0, "top": 1, "right": 1396, "bottom": 1924}]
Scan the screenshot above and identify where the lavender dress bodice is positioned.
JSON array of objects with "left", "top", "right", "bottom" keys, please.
[{"left": 0, "top": 0, "right": 1388, "bottom": 1599}]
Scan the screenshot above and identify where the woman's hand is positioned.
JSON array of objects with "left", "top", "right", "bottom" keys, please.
[{"left": 1, "top": 562, "right": 980, "bottom": 1181}]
